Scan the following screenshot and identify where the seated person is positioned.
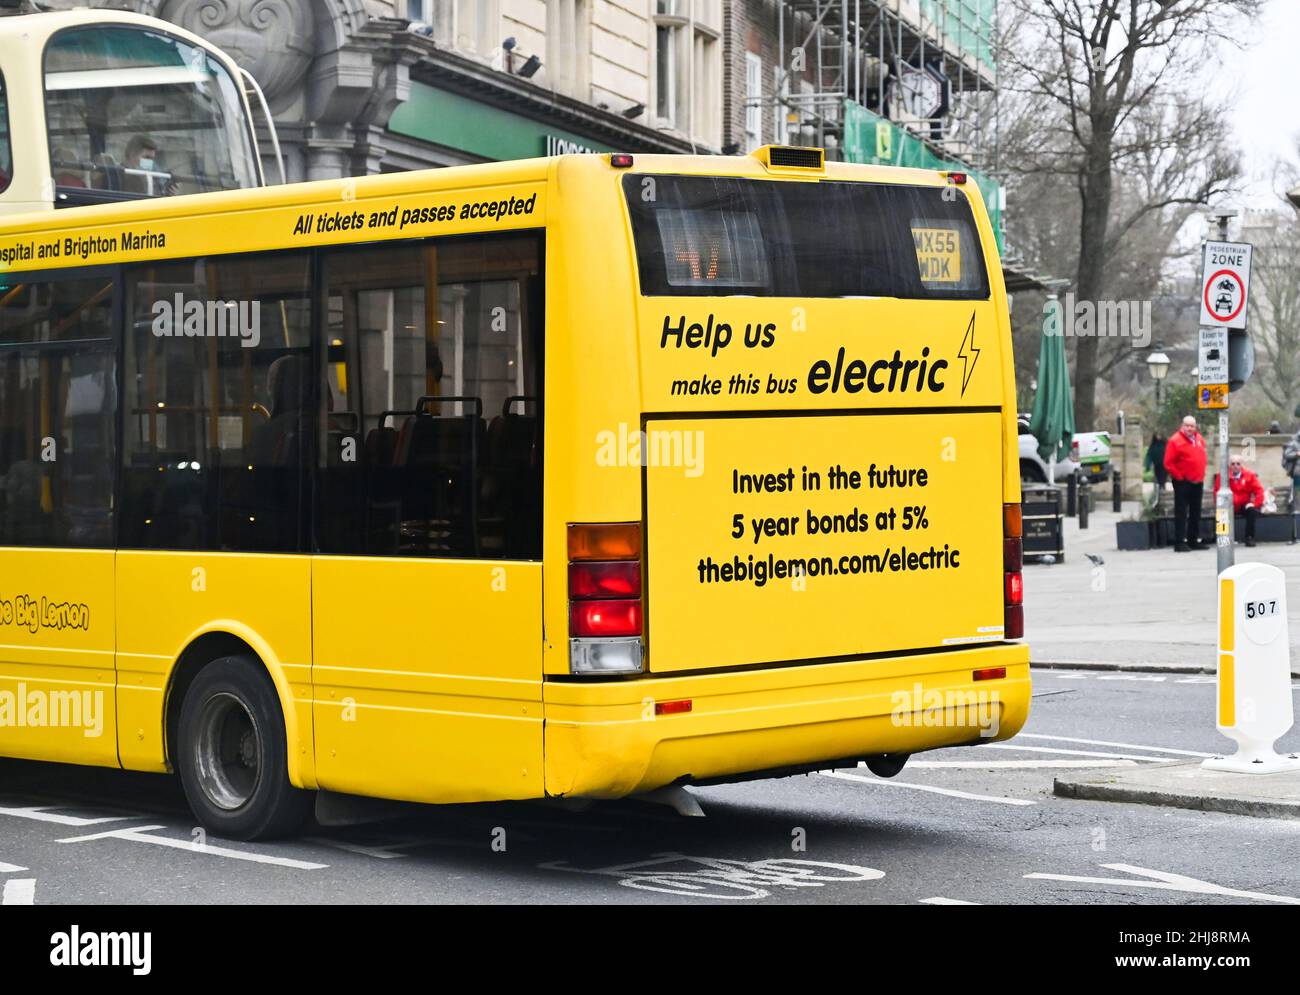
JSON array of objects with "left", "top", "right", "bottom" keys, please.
[
  {"left": 122, "top": 134, "right": 178, "bottom": 196},
  {"left": 1227, "top": 455, "right": 1266, "bottom": 547},
  {"left": 51, "top": 146, "right": 87, "bottom": 188}
]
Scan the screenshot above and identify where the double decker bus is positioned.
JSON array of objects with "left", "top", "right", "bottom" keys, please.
[
  {"left": 0, "top": 8, "right": 275, "bottom": 217},
  {"left": 0, "top": 144, "right": 1029, "bottom": 839}
]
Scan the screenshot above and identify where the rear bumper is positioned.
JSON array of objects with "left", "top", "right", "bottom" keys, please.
[{"left": 543, "top": 643, "right": 1030, "bottom": 798}]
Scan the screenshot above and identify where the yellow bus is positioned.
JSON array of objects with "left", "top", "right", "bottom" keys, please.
[{"left": 0, "top": 146, "right": 1029, "bottom": 839}]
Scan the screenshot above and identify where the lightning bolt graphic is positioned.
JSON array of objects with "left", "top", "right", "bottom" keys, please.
[{"left": 957, "top": 311, "right": 979, "bottom": 397}]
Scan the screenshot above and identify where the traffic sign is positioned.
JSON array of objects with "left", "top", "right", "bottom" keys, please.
[
  {"left": 1198, "top": 384, "right": 1228, "bottom": 410},
  {"left": 1199, "top": 240, "right": 1252, "bottom": 330},
  {"left": 1198, "top": 326, "right": 1228, "bottom": 384}
]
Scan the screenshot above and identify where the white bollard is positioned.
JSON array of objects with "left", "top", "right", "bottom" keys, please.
[{"left": 1203, "top": 563, "right": 1300, "bottom": 774}]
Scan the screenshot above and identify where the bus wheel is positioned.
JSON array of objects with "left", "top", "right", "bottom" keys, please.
[
  {"left": 177, "top": 655, "right": 312, "bottom": 841},
  {"left": 864, "top": 754, "right": 909, "bottom": 778}
]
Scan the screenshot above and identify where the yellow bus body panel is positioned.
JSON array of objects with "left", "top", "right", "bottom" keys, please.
[
  {"left": 115, "top": 551, "right": 314, "bottom": 783},
  {"left": 0, "top": 548, "right": 117, "bottom": 765},
  {"left": 311, "top": 557, "right": 544, "bottom": 804},
  {"left": 545, "top": 644, "right": 1029, "bottom": 797}
]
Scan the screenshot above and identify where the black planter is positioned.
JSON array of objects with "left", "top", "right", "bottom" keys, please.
[{"left": 1115, "top": 521, "right": 1151, "bottom": 550}]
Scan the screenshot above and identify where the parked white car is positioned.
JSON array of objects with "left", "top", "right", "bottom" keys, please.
[{"left": 1018, "top": 418, "right": 1080, "bottom": 483}]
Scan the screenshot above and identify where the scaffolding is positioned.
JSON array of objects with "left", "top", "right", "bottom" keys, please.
[{"left": 765, "top": 0, "right": 998, "bottom": 174}]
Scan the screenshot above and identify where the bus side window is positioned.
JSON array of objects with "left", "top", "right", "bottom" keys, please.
[
  {"left": 120, "top": 252, "right": 312, "bottom": 552},
  {"left": 0, "top": 71, "right": 11, "bottom": 193},
  {"left": 318, "top": 233, "right": 543, "bottom": 561},
  {"left": 0, "top": 276, "right": 116, "bottom": 547}
]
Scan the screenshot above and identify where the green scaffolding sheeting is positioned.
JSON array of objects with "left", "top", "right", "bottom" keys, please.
[
  {"left": 917, "top": 0, "right": 997, "bottom": 76},
  {"left": 842, "top": 100, "right": 1003, "bottom": 251}
]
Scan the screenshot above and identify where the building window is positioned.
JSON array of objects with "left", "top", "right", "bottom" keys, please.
[
  {"left": 656, "top": 23, "right": 677, "bottom": 125},
  {"left": 744, "top": 52, "right": 763, "bottom": 150},
  {"left": 653, "top": 2, "right": 721, "bottom": 145},
  {"left": 0, "top": 276, "right": 116, "bottom": 547},
  {"left": 773, "top": 66, "right": 790, "bottom": 145}
]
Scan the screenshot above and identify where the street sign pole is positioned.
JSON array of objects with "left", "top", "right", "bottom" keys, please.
[
  {"left": 1197, "top": 214, "right": 1251, "bottom": 574},
  {"left": 1216, "top": 410, "right": 1232, "bottom": 573},
  {"left": 1214, "top": 214, "right": 1232, "bottom": 574}
]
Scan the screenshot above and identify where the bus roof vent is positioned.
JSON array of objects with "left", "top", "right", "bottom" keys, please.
[{"left": 753, "top": 145, "right": 825, "bottom": 172}]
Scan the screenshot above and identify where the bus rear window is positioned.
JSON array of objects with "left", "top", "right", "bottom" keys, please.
[{"left": 624, "top": 175, "right": 989, "bottom": 300}]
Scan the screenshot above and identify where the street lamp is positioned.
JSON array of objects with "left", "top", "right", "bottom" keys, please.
[{"left": 1147, "top": 344, "right": 1171, "bottom": 406}]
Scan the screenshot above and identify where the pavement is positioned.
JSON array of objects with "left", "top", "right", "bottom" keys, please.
[
  {"left": 1024, "top": 502, "right": 1300, "bottom": 675},
  {"left": 1056, "top": 760, "right": 1300, "bottom": 821},
  {"left": 1024, "top": 508, "right": 1300, "bottom": 824}
]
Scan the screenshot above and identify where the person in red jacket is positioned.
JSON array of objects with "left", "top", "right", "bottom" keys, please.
[
  {"left": 1163, "top": 415, "right": 1209, "bottom": 551},
  {"left": 1226, "top": 455, "right": 1266, "bottom": 547}
]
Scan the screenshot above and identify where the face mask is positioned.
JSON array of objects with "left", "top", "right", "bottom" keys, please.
[{"left": 138, "top": 157, "right": 155, "bottom": 171}]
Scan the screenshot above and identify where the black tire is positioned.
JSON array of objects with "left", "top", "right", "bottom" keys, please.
[
  {"left": 176, "top": 655, "right": 312, "bottom": 840},
  {"left": 1020, "top": 459, "right": 1047, "bottom": 484}
]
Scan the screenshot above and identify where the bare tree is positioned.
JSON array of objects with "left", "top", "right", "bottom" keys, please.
[
  {"left": 1247, "top": 206, "right": 1300, "bottom": 415},
  {"left": 1000, "top": 0, "right": 1255, "bottom": 429}
]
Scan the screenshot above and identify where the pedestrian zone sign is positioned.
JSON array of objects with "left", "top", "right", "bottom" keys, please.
[{"left": 1199, "top": 241, "right": 1252, "bottom": 330}]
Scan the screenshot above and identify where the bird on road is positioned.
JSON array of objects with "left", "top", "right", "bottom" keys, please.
[{"left": 1084, "top": 553, "right": 1105, "bottom": 567}]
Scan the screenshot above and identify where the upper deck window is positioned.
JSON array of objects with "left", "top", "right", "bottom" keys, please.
[
  {"left": 44, "top": 26, "right": 258, "bottom": 205},
  {"left": 624, "top": 175, "right": 990, "bottom": 300},
  {"left": 0, "top": 73, "right": 11, "bottom": 194}
]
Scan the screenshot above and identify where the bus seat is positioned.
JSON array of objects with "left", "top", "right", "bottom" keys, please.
[{"left": 250, "top": 355, "right": 307, "bottom": 467}]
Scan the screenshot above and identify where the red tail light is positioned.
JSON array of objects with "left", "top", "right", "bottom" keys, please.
[
  {"left": 1004, "top": 502, "right": 1024, "bottom": 640},
  {"left": 973, "top": 667, "right": 1006, "bottom": 681},
  {"left": 570, "top": 599, "right": 642, "bottom": 638},
  {"left": 1004, "top": 605, "right": 1024, "bottom": 640},
  {"left": 569, "top": 560, "right": 641, "bottom": 599},
  {"left": 1004, "top": 537, "right": 1023, "bottom": 572},
  {"left": 568, "top": 523, "right": 645, "bottom": 671},
  {"left": 1005, "top": 571, "right": 1023, "bottom": 606}
]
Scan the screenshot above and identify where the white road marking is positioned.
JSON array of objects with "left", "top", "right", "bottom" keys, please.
[
  {"left": 919, "top": 896, "right": 978, "bottom": 905},
  {"left": 908, "top": 759, "right": 1137, "bottom": 769},
  {"left": 305, "top": 837, "right": 410, "bottom": 859},
  {"left": 819, "top": 770, "right": 1037, "bottom": 806},
  {"left": 56, "top": 825, "right": 327, "bottom": 870},
  {"left": 1017, "top": 733, "right": 1216, "bottom": 758},
  {"left": 1026, "top": 863, "right": 1300, "bottom": 905},
  {"left": 980, "top": 743, "right": 1173, "bottom": 763},
  {"left": 0, "top": 861, "right": 27, "bottom": 873},
  {"left": 2, "top": 878, "right": 35, "bottom": 905},
  {"left": 0, "top": 805, "right": 136, "bottom": 827},
  {"left": 1094, "top": 675, "right": 1167, "bottom": 682}
]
